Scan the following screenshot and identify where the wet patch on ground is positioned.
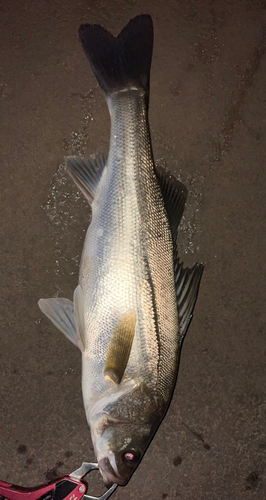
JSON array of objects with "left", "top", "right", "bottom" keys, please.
[{"left": 45, "top": 461, "right": 65, "bottom": 481}]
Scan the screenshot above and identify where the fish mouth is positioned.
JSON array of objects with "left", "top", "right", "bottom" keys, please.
[{"left": 98, "top": 457, "right": 126, "bottom": 486}]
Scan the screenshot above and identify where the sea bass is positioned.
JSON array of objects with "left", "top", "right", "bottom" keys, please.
[{"left": 39, "top": 15, "right": 203, "bottom": 487}]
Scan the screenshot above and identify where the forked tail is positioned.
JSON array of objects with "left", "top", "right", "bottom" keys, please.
[{"left": 79, "top": 15, "right": 153, "bottom": 106}]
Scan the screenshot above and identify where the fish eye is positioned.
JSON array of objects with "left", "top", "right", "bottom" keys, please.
[{"left": 122, "top": 449, "right": 141, "bottom": 466}]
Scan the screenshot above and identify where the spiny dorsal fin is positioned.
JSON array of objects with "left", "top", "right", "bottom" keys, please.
[
  {"left": 155, "top": 166, "right": 188, "bottom": 241},
  {"left": 66, "top": 153, "right": 107, "bottom": 205},
  {"left": 38, "top": 297, "right": 85, "bottom": 351},
  {"left": 104, "top": 311, "right": 137, "bottom": 385},
  {"left": 174, "top": 255, "right": 204, "bottom": 342}
]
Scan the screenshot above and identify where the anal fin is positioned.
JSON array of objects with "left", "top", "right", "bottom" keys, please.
[{"left": 66, "top": 153, "right": 107, "bottom": 205}]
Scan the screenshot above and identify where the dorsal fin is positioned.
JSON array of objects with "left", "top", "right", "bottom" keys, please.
[
  {"left": 66, "top": 153, "right": 107, "bottom": 205},
  {"left": 155, "top": 166, "right": 187, "bottom": 240},
  {"left": 174, "top": 254, "right": 204, "bottom": 342}
]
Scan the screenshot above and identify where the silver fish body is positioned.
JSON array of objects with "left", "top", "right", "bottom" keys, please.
[
  {"left": 81, "top": 89, "right": 179, "bottom": 410},
  {"left": 39, "top": 15, "right": 203, "bottom": 487},
  {"left": 80, "top": 88, "right": 180, "bottom": 484}
]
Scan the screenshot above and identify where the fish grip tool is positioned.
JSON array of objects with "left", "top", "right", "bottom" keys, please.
[{"left": 0, "top": 462, "right": 118, "bottom": 500}]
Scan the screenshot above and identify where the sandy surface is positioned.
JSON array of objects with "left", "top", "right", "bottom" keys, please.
[{"left": 0, "top": 1, "right": 266, "bottom": 499}]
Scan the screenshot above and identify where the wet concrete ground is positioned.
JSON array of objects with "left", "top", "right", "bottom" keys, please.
[{"left": 1, "top": 1, "right": 266, "bottom": 499}]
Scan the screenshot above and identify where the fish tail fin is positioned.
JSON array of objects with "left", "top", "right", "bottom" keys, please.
[{"left": 79, "top": 15, "right": 153, "bottom": 104}]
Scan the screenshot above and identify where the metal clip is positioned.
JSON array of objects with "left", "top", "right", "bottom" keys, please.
[{"left": 70, "top": 462, "right": 118, "bottom": 500}]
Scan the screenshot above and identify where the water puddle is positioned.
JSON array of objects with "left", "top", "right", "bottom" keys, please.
[{"left": 42, "top": 92, "right": 96, "bottom": 295}]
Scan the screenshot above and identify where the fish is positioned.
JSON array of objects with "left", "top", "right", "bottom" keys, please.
[{"left": 39, "top": 15, "right": 204, "bottom": 487}]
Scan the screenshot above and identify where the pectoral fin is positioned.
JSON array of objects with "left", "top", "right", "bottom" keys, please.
[
  {"left": 104, "top": 311, "right": 137, "bottom": 385},
  {"left": 38, "top": 296, "right": 85, "bottom": 351},
  {"left": 73, "top": 284, "right": 86, "bottom": 351}
]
